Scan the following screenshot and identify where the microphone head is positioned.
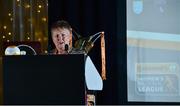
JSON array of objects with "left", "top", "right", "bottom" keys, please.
[{"left": 65, "top": 44, "right": 69, "bottom": 51}]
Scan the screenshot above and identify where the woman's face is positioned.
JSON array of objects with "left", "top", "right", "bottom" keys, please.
[{"left": 51, "top": 28, "right": 72, "bottom": 54}]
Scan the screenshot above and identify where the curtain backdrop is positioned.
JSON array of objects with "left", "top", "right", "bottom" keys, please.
[{"left": 48, "top": 0, "right": 126, "bottom": 104}]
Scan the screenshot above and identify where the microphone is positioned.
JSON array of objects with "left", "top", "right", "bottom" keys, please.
[{"left": 65, "top": 44, "right": 69, "bottom": 52}]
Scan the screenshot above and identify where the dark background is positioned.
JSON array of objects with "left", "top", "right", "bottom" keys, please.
[{"left": 48, "top": 0, "right": 126, "bottom": 104}]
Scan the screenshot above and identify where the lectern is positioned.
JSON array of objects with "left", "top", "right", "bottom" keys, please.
[{"left": 3, "top": 54, "right": 85, "bottom": 105}]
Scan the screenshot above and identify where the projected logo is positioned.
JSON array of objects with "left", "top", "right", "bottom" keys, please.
[
  {"left": 133, "top": 0, "right": 143, "bottom": 14},
  {"left": 135, "top": 63, "right": 180, "bottom": 96}
]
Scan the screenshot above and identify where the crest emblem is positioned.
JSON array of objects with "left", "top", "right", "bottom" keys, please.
[{"left": 133, "top": 0, "right": 143, "bottom": 14}]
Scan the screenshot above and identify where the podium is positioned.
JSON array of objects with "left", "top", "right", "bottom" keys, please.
[{"left": 3, "top": 54, "right": 86, "bottom": 105}]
